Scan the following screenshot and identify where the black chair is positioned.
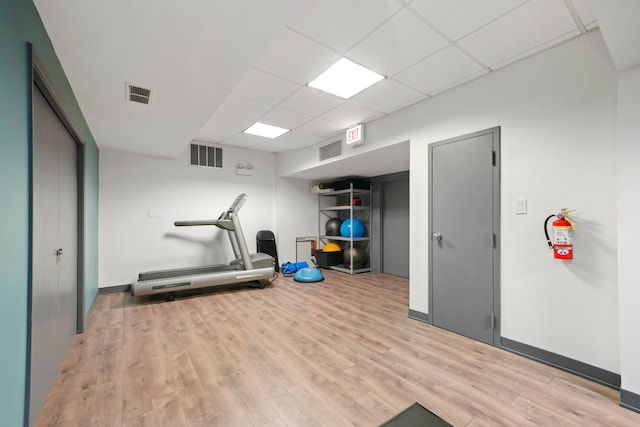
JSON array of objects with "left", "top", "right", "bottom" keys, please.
[{"left": 257, "top": 230, "right": 279, "bottom": 272}]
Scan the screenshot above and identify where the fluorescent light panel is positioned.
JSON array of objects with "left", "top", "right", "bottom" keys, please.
[
  {"left": 308, "top": 58, "right": 385, "bottom": 99},
  {"left": 244, "top": 122, "right": 290, "bottom": 139}
]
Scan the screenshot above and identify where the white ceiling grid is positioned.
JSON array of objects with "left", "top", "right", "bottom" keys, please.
[
  {"left": 196, "top": 0, "right": 596, "bottom": 153},
  {"left": 33, "top": 0, "right": 598, "bottom": 157}
]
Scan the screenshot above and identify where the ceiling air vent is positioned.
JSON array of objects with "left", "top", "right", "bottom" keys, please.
[
  {"left": 126, "top": 83, "right": 151, "bottom": 104},
  {"left": 319, "top": 140, "right": 342, "bottom": 161}
]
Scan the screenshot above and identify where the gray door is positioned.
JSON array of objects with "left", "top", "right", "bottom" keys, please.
[
  {"left": 30, "top": 85, "right": 78, "bottom": 424},
  {"left": 382, "top": 178, "right": 409, "bottom": 277},
  {"left": 429, "top": 128, "right": 500, "bottom": 346}
]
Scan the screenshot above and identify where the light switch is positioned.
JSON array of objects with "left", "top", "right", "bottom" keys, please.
[{"left": 515, "top": 199, "right": 527, "bottom": 215}]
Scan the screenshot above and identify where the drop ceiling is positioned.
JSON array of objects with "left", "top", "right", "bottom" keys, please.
[{"left": 34, "top": 0, "right": 599, "bottom": 158}]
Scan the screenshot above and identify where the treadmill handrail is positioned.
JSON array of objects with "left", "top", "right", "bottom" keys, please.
[
  {"left": 174, "top": 219, "right": 235, "bottom": 230},
  {"left": 171, "top": 193, "right": 252, "bottom": 268},
  {"left": 227, "top": 193, "right": 248, "bottom": 215},
  {"left": 173, "top": 193, "right": 247, "bottom": 229}
]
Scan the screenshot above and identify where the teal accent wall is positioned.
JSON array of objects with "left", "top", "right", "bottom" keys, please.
[{"left": 0, "top": 1, "right": 99, "bottom": 425}]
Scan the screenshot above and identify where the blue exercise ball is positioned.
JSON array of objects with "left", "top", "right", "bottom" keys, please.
[{"left": 340, "top": 218, "right": 365, "bottom": 238}]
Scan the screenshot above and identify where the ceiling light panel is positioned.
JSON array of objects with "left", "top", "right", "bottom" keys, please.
[
  {"left": 308, "top": 58, "right": 385, "bottom": 99},
  {"left": 244, "top": 122, "right": 290, "bottom": 139}
]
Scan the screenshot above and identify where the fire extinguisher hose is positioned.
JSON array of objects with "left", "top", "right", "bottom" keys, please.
[{"left": 544, "top": 214, "right": 555, "bottom": 248}]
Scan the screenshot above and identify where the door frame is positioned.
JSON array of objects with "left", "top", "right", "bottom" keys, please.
[
  {"left": 428, "top": 127, "right": 501, "bottom": 346},
  {"left": 369, "top": 170, "right": 409, "bottom": 274},
  {"left": 26, "top": 44, "right": 86, "bottom": 426},
  {"left": 380, "top": 174, "right": 409, "bottom": 277}
]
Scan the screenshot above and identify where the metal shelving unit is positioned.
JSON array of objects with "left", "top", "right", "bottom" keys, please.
[{"left": 318, "top": 183, "right": 371, "bottom": 274}]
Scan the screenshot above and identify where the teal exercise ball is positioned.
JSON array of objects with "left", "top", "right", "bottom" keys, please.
[{"left": 340, "top": 218, "right": 365, "bottom": 238}]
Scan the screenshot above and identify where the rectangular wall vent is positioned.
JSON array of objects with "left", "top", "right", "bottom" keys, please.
[
  {"left": 190, "top": 143, "right": 222, "bottom": 168},
  {"left": 126, "top": 83, "right": 152, "bottom": 104},
  {"left": 319, "top": 140, "right": 342, "bottom": 161}
]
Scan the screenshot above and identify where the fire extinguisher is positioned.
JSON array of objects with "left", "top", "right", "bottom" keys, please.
[{"left": 544, "top": 209, "right": 577, "bottom": 260}]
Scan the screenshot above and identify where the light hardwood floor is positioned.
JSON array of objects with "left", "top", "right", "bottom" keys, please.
[{"left": 36, "top": 271, "right": 640, "bottom": 426}]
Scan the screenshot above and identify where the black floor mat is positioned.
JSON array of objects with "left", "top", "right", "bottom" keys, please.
[{"left": 380, "top": 402, "right": 453, "bottom": 427}]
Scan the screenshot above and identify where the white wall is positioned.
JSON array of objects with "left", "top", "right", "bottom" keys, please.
[
  {"left": 407, "top": 31, "right": 619, "bottom": 373},
  {"left": 99, "top": 145, "right": 277, "bottom": 287},
  {"left": 617, "top": 65, "right": 640, "bottom": 393},
  {"left": 278, "top": 31, "right": 620, "bottom": 373},
  {"left": 275, "top": 176, "right": 318, "bottom": 264}
]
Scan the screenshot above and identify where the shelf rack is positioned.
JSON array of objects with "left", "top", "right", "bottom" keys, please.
[{"left": 318, "top": 183, "right": 371, "bottom": 274}]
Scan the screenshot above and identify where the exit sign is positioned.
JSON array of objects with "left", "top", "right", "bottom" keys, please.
[{"left": 346, "top": 124, "right": 364, "bottom": 146}]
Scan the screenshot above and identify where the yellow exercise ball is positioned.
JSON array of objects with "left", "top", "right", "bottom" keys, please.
[{"left": 322, "top": 242, "right": 342, "bottom": 252}]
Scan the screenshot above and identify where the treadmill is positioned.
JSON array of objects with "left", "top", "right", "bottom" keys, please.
[{"left": 131, "top": 193, "right": 275, "bottom": 296}]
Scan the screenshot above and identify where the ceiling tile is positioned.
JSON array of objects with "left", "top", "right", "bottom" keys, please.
[
  {"left": 457, "top": 0, "right": 580, "bottom": 69},
  {"left": 290, "top": 0, "right": 401, "bottom": 52},
  {"left": 270, "top": 130, "right": 324, "bottom": 146},
  {"left": 255, "top": 28, "right": 341, "bottom": 85},
  {"left": 280, "top": 86, "right": 344, "bottom": 117},
  {"left": 428, "top": 69, "right": 488, "bottom": 96},
  {"left": 296, "top": 118, "right": 345, "bottom": 137},
  {"left": 253, "top": 129, "right": 325, "bottom": 153},
  {"left": 34, "top": 0, "right": 602, "bottom": 157},
  {"left": 32, "top": 0, "right": 318, "bottom": 157},
  {"left": 195, "top": 112, "right": 254, "bottom": 142},
  {"left": 570, "top": 0, "right": 597, "bottom": 29},
  {"left": 395, "top": 46, "right": 486, "bottom": 94},
  {"left": 222, "top": 132, "right": 268, "bottom": 148},
  {"left": 347, "top": 9, "right": 449, "bottom": 77},
  {"left": 232, "top": 68, "right": 301, "bottom": 105},
  {"left": 216, "top": 94, "right": 273, "bottom": 121},
  {"left": 410, "top": 0, "right": 529, "bottom": 41},
  {"left": 251, "top": 143, "right": 289, "bottom": 153},
  {"left": 260, "top": 106, "right": 314, "bottom": 130},
  {"left": 350, "top": 78, "right": 425, "bottom": 113},
  {"left": 320, "top": 102, "right": 383, "bottom": 127}
]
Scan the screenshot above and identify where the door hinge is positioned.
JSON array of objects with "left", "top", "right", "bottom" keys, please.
[
  {"left": 493, "top": 233, "right": 496, "bottom": 248},
  {"left": 491, "top": 313, "right": 496, "bottom": 330},
  {"left": 492, "top": 150, "right": 496, "bottom": 166}
]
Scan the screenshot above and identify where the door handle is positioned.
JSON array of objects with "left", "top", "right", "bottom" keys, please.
[
  {"left": 56, "top": 248, "right": 63, "bottom": 256},
  {"left": 432, "top": 232, "right": 442, "bottom": 241}
]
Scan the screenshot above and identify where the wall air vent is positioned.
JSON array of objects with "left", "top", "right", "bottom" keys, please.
[
  {"left": 126, "top": 83, "right": 152, "bottom": 104},
  {"left": 190, "top": 143, "right": 223, "bottom": 168},
  {"left": 319, "top": 140, "right": 342, "bottom": 161}
]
